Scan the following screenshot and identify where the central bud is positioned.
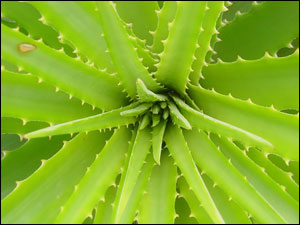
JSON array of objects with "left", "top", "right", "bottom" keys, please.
[
  {"left": 139, "top": 101, "right": 170, "bottom": 130},
  {"left": 120, "top": 79, "right": 192, "bottom": 131},
  {"left": 119, "top": 79, "right": 192, "bottom": 164}
]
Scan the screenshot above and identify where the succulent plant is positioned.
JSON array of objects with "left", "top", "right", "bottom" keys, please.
[{"left": 1, "top": 1, "right": 299, "bottom": 224}]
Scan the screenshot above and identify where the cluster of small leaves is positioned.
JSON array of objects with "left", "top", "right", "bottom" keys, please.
[{"left": 1, "top": 1, "right": 299, "bottom": 224}]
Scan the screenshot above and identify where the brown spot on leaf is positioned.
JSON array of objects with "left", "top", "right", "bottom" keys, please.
[{"left": 18, "top": 43, "right": 36, "bottom": 53}]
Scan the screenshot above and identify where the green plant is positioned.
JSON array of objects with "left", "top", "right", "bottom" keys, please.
[{"left": 1, "top": 1, "right": 299, "bottom": 224}]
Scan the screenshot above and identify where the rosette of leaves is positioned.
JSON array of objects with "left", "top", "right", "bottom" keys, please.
[{"left": 1, "top": 1, "right": 299, "bottom": 224}]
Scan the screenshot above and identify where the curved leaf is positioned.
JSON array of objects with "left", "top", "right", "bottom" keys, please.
[
  {"left": 1, "top": 134, "right": 27, "bottom": 152},
  {"left": 139, "top": 113, "right": 151, "bottom": 130},
  {"left": 138, "top": 150, "right": 177, "bottom": 224},
  {"left": 96, "top": 1, "right": 162, "bottom": 99},
  {"left": 188, "top": 84, "right": 299, "bottom": 161},
  {"left": 174, "top": 196, "right": 199, "bottom": 224},
  {"left": 55, "top": 127, "right": 131, "bottom": 224},
  {"left": 189, "top": 1, "right": 224, "bottom": 84},
  {"left": 111, "top": 126, "right": 152, "bottom": 223},
  {"left": 177, "top": 177, "right": 214, "bottom": 224},
  {"left": 28, "top": 1, "right": 115, "bottom": 72},
  {"left": 1, "top": 130, "right": 112, "bottom": 224},
  {"left": 210, "top": 134, "right": 299, "bottom": 223},
  {"left": 151, "top": 1, "right": 177, "bottom": 54},
  {"left": 1, "top": 24, "right": 128, "bottom": 111},
  {"left": 109, "top": 128, "right": 154, "bottom": 224},
  {"left": 1, "top": 117, "right": 49, "bottom": 135},
  {"left": 25, "top": 103, "right": 139, "bottom": 138},
  {"left": 93, "top": 185, "right": 117, "bottom": 224},
  {"left": 247, "top": 147, "right": 299, "bottom": 201},
  {"left": 201, "top": 174, "right": 252, "bottom": 224},
  {"left": 172, "top": 95, "right": 274, "bottom": 151},
  {"left": 155, "top": 1, "right": 206, "bottom": 94},
  {"left": 183, "top": 129, "right": 285, "bottom": 224},
  {"left": 136, "top": 79, "right": 168, "bottom": 102},
  {"left": 164, "top": 124, "right": 224, "bottom": 224},
  {"left": 1, "top": 1, "right": 62, "bottom": 49},
  {"left": 152, "top": 120, "right": 167, "bottom": 164},
  {"left": 1, "top": 70, "right": 100, "bottom": 124},
  {"left": 1, "top": 135, "right": 70, "bottom": 199},
  {"left": 222, "top": 1, "right": 254, "bottom": 22},
  {"left": 152, "top": 114, "right": 161, "bottom": 127},
  {"left": 201, "top": 51, "right": 299, "bottom": 110},
  {"left": 117, "top": 155, "right": 154, "bottom": 224},
  {"left": 214, "top": 1, "right": 299, "bottom": 61},
  {"left": 168, "top": 101, "right": 191, "bottom": 130},
  {"left": 115, "top": 1, "right": 159, "bottom": 46},
  {"left": 120, "top": 102, "right": 152, "bottom": 117}
]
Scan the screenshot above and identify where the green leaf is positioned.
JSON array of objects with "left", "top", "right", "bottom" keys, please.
[
  {"left": 164, "top": 124, "right": 224, "bottom": 224},
  {"left": 128, "top": 34, "right": 159, "bottom": 73},
  {"left": 82, "top": 216, "right": 93, "bottom": 224},
  {"left": 189, "top": 1, "right": 224, "bottom": 84},
  {"left": 178, "top": 174, "right": 252, "bottom": 224},
  {"left": 115, "top": 1, "right": 159, "bottom": 46},
  {"left": 172, "top": 95, "right": 274, "bottom": 151},
  {"left": 152, "top": 120, "right": 167, "bottom": 164},
  {"left": 1, "top": 133, "right": 27, "bottom": 151},
  {"left": 1, "top": 117, "right": 49, "bottom": 135},
  {"left": 188, "top": 84, "right": 299, "bottom": 161},
  {"left": 1, "top": 1, "right": 62, "bottom": 49},
  {"left": 268, "top": 154, "right": 299, "bottom": 185},
  {"left": 138, "top": 150, "right": 177, "bottom": 224},
  {"left": 136, "top": 79, "right": 168, "bottom": 102},
  {"left": 177, "top": 177, "right": 214, "bottom": 224},
  {"left": 160, "top": 101, "right": 168, "bottom": 109},
  {"left": 1, "top": 24, "right": 128, "bottom": 111},
  {"left": 28, "top": 1, "right": 115, "bottom": 72},
  {"left": 139, "top": 113, "right": 151, "bottom": 130},
  {"left": 210, "top": 134, "right": 299, "bottom": 223},
  {"left": 155, "top": 1, "right": 206, "bottom": 94},
  {"left": 82, "top": 209, "right": 96, "bottom": 224},
  {"left": 175, "top": 196, "right": 199, "bottom": 224},
  {"left": 120, "top": 102, "right": 152, "bottom": 117},
  {"left": 1, "top": 135, "right": 70, "bottom": 200},
  {"left": 117, "top": 155, "right": 155, "bottom": 224},
  {"left": 162, "top": 108, "right": 170, "bottom": 120},
  {"left": 157, "top": 1, "right": 164, "bottom": 9},
  {"left": 110, "top": 127, "right": 138, "bottom": 224},
  {"left": 25, "top": 103, "right": 139, "bottom": 138},
  {"left": 183, "top": 129, "right": 286, "bottom": 224},
  {"left": 109, "top": 128, "right": 155, "bottom": 224},
  {"left": 1, "top": 130, "right": 112, "bottom": 224},
  {"left": 111, "top": 126, "right": 152, "bottom": 223},
  {"left": 276, "top": 38, "right": 299, "bottom": 58},
  {"left": 214, "top": 1, "right": 299, "bottom": 61},
  {"left": 289, "top": 161, "right": 299, "bottom": 185},
  {"left": 1, "top": 59, "right": 23, "bottom": 73},
  {"left": 201, "top": 50, "right": 299, "bottom": 110},
  {"left": 1, "top": 70, "right": 100, "bottom": 124},
  {"left": 121, "top": 23, "right": 159, "bottom": 73},
  {"left": 55, "top": 127, "right": 131, "bottom": 224},
  {"left": 152, "top": 114, "right": 161, "bottom": 127},
  {"left": 268, "top": 153, "right": 295, "bottom": 173},
  {"left": 168, "top": 101, "right": 191, "bottom": 130},
  {"left": 152, "top": 104, "right": 161, "bottom": 114},
  {"left": 96, "top": 1, "right": 162, "bottom": 99},
  {"left": 201, "top": 174, "right": 252, "bottom": 224},
  {"left": 151, "top": 1, "right": 177, "bottom": 54},
  {"left": 93, "top": 185, "right": 117, "bottom": 224},
  {"left": 247, "top": 147, "right": 299, "bottom": 202},
  {"left": 222, "top": 1, "right": 254, "bottom": 22}
]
